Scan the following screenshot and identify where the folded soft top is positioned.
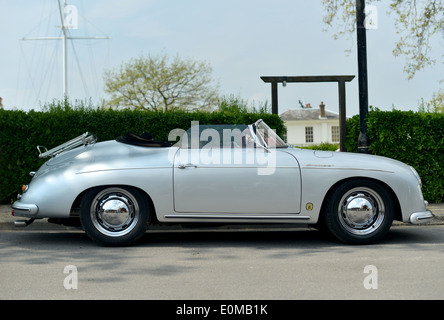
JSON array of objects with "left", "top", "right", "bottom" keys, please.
[{"left": 116, "top": 132, "right": 172, "bottom": 148}]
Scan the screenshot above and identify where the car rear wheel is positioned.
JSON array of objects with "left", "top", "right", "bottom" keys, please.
[
  {"left": 324, "top": 179, "right": 394, "bottom": 244},
  {"left": 80, "top": 186, "right": 150, "bottom": 246}
]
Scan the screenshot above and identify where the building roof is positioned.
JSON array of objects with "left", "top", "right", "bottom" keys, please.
[{"left": 279, "top": 108, "right": 339, "bottom": 121}]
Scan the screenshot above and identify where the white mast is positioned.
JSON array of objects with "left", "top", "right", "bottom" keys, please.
[
  {"left": 22, "top": 0, "right": 110, "bottom": 99},
  {"left": 58, "top": 0, "right": 69, "bottom": 97}
]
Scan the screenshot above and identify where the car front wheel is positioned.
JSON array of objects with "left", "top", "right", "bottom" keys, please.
[
  {"left": 80, "top": 186, "right": 151, "bottom": 246},
  {"left": 324, "top": 179, "right": 394, "bottom": 244}
]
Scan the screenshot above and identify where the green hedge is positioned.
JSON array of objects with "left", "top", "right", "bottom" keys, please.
[
  {"left": 0, "top": 103, "right": 285, "bottom": 204},
  {"left": 346, "top": 109, "right": 444, "bottom": 203},
  {"left": 299, "top": 143, "right": 339, "bottom": 151},
  {"left": 3, "top": 104, "right": 441, "bottom": 204}
]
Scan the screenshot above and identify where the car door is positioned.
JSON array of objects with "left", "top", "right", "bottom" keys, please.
[{"left": 173, "top": 147, "right": 301, "bottom": 214}]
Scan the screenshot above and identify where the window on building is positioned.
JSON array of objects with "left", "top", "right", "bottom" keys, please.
[
  {"left": 305, "top": 126, "right": 313, "bottom": 143},
  {"left": 332, "top": 126, "right": 340, "bottom": 143}
]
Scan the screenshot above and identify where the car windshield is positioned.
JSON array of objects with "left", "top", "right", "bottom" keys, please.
[
  {"left": 181, "top": 120, "right": 286, "bottom": 149},
  {"left": 252, "top": 120, "right": 287, "bottom": 148}
]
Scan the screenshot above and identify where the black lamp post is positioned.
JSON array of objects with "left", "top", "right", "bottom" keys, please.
[{"left": 356, "top": 0, "right": 370, "bottom": 153}]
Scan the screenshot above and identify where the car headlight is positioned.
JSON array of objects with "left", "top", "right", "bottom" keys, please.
[{"left": 409, "top": 166, "right": 422, "bottom": 188}]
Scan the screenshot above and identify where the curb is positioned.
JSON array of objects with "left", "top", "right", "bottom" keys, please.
[{"left": 1, "top": 204, "right": 443, "bottom": 231}]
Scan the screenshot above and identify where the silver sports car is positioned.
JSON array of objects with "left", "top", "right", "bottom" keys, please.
[{"left": 12, "top": 119, "right": 434, "bottom": 246}]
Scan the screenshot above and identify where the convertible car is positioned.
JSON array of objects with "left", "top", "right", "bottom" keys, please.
[{"left": 11, "top": 119, "right": 434, "bottom": 246}]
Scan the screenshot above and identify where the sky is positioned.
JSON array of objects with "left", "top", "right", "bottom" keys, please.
[{"left": 1, "top": 0, "right": 443, "bottom": 117}]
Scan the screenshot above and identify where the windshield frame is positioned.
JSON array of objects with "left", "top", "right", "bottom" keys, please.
[{"left": 250, "top": 119, "right": 287, "bottom": 149}]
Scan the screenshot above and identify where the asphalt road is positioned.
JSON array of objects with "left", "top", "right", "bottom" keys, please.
[{"left": 1, "top": 225, "right": 444, "bottom": 300}]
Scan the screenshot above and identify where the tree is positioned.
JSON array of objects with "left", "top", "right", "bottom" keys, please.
[
  {"left": 104, "top": 53, "right": 219, "bottom": 111},
  {"left": 418, "top": 91, "right": 444, "bottom": 113},
  {"left": 322, "top": 0, "right": 444, "bottom": 79}
]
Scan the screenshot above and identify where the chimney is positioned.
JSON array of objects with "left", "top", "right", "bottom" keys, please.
[
  {"left": 0, "top": 97, "right": 3, "bottom": 108},
  {"left": 319, "top": 101, "right": 326, "bottom": 119}
]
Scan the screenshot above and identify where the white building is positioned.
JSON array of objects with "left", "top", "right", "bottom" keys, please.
[{"left": 280, "top": 102, "right": 342, "bottom": 146}]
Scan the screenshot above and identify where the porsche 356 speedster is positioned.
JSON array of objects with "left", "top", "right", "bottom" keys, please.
[{"left": 12, "top": 119, "right": 434, "bottom": 246}]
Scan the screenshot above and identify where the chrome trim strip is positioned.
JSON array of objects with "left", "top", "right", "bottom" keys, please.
[
  {"left": 301, "top": 166, "right": 394, "bottom": 173},
  {"left": 165, "top": 214, "right": 310, "bottom": 220},
  {"left": 76, "top": 167, "right": 171, "bottom": 174},
  {"left": 13, "top": 206, "right": 31, "bottom": 212}
]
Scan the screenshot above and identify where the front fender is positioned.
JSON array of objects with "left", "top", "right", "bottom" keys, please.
[{"left": 303, "top": 170, "right": 426, "bottom": 224}]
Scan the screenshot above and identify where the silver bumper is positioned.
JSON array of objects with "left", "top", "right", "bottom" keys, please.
[
  {"left": 409, "top": 210, "right": 435, "bottom": 224},
  {"left": 11, "top": 202, "right": 39, "bottom": 218}
]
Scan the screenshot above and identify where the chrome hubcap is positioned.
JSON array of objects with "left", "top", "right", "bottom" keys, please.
[
  {"left": 91, "top": 188, "right": 140, "bottom": 237},
  {"left": 338, "top": 187, "right": 385, "bottom": 235}
]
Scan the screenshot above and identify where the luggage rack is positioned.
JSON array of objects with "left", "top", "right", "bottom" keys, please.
[{"left": 37, "top": 132, "right": 97, "bottom": 158}]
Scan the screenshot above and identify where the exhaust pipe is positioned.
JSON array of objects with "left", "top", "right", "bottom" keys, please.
[{"left": 14, "top": 219, "right": 35, "bottom": 227}]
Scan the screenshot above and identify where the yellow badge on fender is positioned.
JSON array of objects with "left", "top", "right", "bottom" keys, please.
[{"left": 306, "top": 203, "right": 313, "bottom": 211}]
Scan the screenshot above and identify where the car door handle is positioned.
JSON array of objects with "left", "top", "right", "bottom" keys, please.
[{"left": 178, "top": 163, "right": 197, "bottom": 169}]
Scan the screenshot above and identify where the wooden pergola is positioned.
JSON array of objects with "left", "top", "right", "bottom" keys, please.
[{"left": 261, "top": 75, "right": 355, "bottom": 151}]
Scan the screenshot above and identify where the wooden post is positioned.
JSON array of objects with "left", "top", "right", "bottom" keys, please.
[
  {"left": 271, "top": 81, "right": 278, "bottom": 115},
  {"left": 338, "top": 80, "right": 347, "bottom": 151}
]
